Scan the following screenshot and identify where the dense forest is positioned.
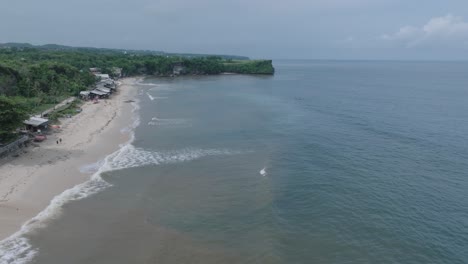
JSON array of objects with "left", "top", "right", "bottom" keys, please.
[
  {"left": 0, "top": 47, "right": 274, "bottom": 98},
  {"left": 0, "top": 45, "right": 274, "bottom": 143}
]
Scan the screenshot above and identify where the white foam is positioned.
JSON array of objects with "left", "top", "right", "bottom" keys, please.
[
  {"left": 0, "top": 236, "right": 36, "bottom": 264},
  {"left": 0, "top": 94, "right": 238, "bottom": 263},
  {"left": 149, "top": 85, "right": 171, "bottom": 92},
  {"left": 133, "top": 78, "right": 158, "bottom": 87},
  {"left": 146, "top": 92, "right": 168, "bottom": 102},
  {"left": 0, "top": 99, "right": 142, "bottom": 264},
  {"left": 146, "top": 92, "right": 155, "bottom": 101},
  {"left": 137, "top": 82, "right": 159, "bottom": 86},
  {"left": 0, "top": 157, "right": 113, "bottom": 264},
  {"left": 148, "top": 117, "right": 188, "bottom": 126},
  {"left": 260, "top": 167, "right": 267, "bottom": 176},
  {"left": 109, "top": 146, "right": 236, "bottom": 171}
]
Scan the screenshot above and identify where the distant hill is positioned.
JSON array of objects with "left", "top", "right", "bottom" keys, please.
[{"left": 0, "top": 42, "right": 250, "bottom": 60}]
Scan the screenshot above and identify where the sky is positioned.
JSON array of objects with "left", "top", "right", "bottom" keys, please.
[{"left": 1, "top": 0, "right": 468, "bottom": 60}]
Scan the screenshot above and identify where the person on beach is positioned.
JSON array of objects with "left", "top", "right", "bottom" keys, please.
[
  {"left": 56, "top": 140, "right": 59, "bottom": 144},
  {"left": 60, "top": 138, "right": 62, "bottom": 143}
]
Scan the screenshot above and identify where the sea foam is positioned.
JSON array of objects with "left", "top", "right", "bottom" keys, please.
[
  {"left": 0, "top": 96, "right": 239, "bottom": 263},
  {"left": 148, "top": 117, "right": 189, "bottom": 127},
  {"left": 146, "top": 92, "right": 155, "bottom": 101},
  {"left": 0, "top": 144, "right": 237, "bottom": 263},
  {"left": 0, "top": 99, "right": 141, "bottom": 264},
  {"left": 109, "top": 146, "right": 236, "bottom": 171},
  {"left": 135, "top": 81, "right": 159, "bottom": 86}
]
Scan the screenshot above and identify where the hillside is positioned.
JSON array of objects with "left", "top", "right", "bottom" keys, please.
[{"left": 0, "top": 44, "right": 274, "bottom": 142}]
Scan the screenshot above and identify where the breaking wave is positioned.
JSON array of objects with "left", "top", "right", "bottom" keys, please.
[
  {"left": 0, "top": 144, "right": 238, "bottom": 263},
  {"left": 146, "top": 93, "right": 168, "bottom": 101},
  {"left": 149, "top": 85, "right": 171, "bottom": 91},
  {"left": 0, "top": 155, "right": 113, "bottom": 264},
  {"left": 148, "top": 117, "right": 189, "bottom": 127},
  {"left": 146, "top": 92, "right": 155, "bottom": 101},
  {"left": 135, "top": 81, "right": 159, "bottom": 86},
  {"left": 109, "top": 146, "right": 237, "bottom": 171},
  {"left": 0, "top": 98, "right": 141, "bottom": 264},
  {"left": 0, "top": 95, "right": 240, "bottom": 263}
]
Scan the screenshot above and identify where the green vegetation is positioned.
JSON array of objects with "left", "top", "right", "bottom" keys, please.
[
  {"left": 48, "top": 100, "right": 82, "bottom": 122},
  {"left": 223, "top": 60, "right": 275, "bottom": 74},
  {"left": 0, "top": 44, "right": 274, "bottom": 143},
  {"left": 0, "top": 96, "right": 30, "bottom": 143}
]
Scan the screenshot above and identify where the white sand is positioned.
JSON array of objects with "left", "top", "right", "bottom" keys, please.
[{"left": 0, "top": 78, "right": 139, "bottom": 240}]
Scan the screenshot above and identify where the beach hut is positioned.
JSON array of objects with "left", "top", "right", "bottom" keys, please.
[
  {"left": 90, "top": 89, "right": 109, "bottom": 99},
  {"left": 24, "top": 117, "right": 49, "bottom": 132},
  {"left": 94, "top": 73, "right": 110, "bottom": 81},
  {"left": 89, "top": 67, "right": 101, "bottom": 73},
  {"left": 96, "top": 87, "right": 112, "bottom": 94},
  {"left": 80, "top": 91, "right": 91, "bottom": 100},
  {"left": 104, "top": 80, "right": 117, "bottom": 90}
]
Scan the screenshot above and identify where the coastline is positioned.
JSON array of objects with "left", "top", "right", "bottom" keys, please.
[{"left": 0, "top": 77, "right": 139, "bottom": 241}]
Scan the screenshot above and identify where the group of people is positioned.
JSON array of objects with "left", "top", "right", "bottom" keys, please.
[{"left": 56, "top": 138, "right": 62, "bottom": 144}]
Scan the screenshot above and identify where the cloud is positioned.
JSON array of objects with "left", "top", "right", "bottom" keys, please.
[{"left": 381, "top": 14, "right": 468, "bottom": 47}]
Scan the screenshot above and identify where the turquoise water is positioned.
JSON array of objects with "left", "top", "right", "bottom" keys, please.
[{"left": 23, "top": 61, "right": 468, "bottom": 263}]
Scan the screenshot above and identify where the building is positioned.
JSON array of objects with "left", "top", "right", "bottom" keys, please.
[
  {"left": 96, "top": 87, "right": 112, "bottom": 94},
  {"left": 104, "top": 80, "right": 117, "bottom": 90},
  {"left": 89, "top": 67, "right": 101, "bottom": 73},
  {"left": 90, "top": 89, "right": 109, "bottom": 99},
  {"left": 80, "top": 91, "right": 91, "bottom": 100},
  {"left": 24, "top": 117, "right": 49, "bottom": 132},
  {"left": 94, "top": 73, "right": 110, "bottom": 80}
]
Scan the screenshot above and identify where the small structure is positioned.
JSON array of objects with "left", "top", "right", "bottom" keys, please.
[
  {"left": 80, "top": 91, "right": 91, "bottom": 100},
  {"left": 96, "top": 87, "right": 112, "bottom": 94},
  {"left": 94, "top": 73, "right": 110, "bottom": 80},
  {"left": 90, "top": 89, "right": 109, "bottom": 99},
  {"left": 104, "top": 80, "right": 117, "bottom": 90},
  {"left": 24, "top": 117, "right": 49, "bottom": 132},
  {"left": 89, "top": 67, "right": 101, "bottom": 73}
]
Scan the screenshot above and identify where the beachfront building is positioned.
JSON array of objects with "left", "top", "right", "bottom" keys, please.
[
  {"left": 104, "top": 80, "right": 117, "bottom": 90},
  {"left": 96, "top": 86, "right": 112, "bottom": 94},
  {"left": 24, "top": 116, "right": 49, "bottom": 132},
  {"left": 90, "top": 89, "right": 109, "bottom": 99},
  {"left": 94, "top": 73, "right": 111, "bottom": 81},
  {"left": 80, "top": 91, "right": 91, "bottom": 100},
  {"left": 89, "top": 67, "right": 101, "bottom": 74}
]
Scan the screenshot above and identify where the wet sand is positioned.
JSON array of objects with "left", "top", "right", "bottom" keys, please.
[{"left": 0, "top": 78, "right": 138, "bottom": 240}]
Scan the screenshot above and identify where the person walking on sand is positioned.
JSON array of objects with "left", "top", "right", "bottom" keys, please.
[
  {"left": 56, "top": 140, "right": 59, "bottom": 144},
  {"left": 60, "top": 138, "right": 62, "bottom": 143}
]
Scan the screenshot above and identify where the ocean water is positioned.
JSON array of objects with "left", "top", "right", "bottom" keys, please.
[{"left": 2, "top": 60, "right": 468, "bottom": 263}]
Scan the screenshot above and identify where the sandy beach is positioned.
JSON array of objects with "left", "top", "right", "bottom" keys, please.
[{"left": 0, "top": 78, "right": 138, "bottom": 240}]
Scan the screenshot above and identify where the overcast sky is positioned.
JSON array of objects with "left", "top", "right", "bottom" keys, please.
[{"left": 2, "top": 0, "right": 468, "bottom": 60}]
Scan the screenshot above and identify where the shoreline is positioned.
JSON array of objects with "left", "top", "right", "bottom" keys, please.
[{"left": 0, "top": 77, "right": 139, "bottom": 241}]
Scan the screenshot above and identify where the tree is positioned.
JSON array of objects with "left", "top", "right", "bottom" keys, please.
[{"left": 0, "top": 96, "right": 30, "bottom": 143}]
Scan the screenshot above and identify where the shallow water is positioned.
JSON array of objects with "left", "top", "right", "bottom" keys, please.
[{"left": 8, "top": 61, "right": 468, "bottom": 263}]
